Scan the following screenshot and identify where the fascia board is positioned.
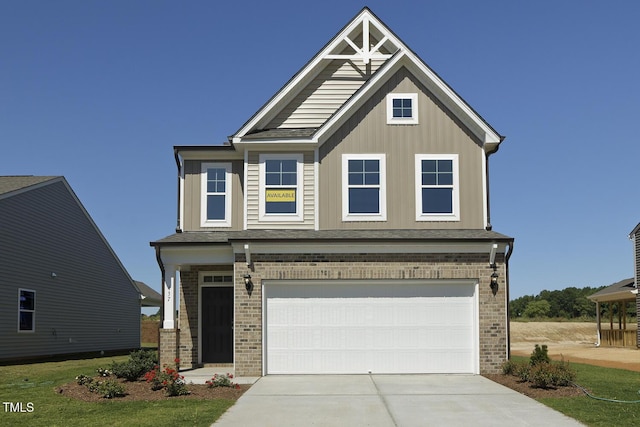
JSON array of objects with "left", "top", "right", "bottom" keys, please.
[
  {"left": 159, "top": 245, "right": 234, "bottom": 267},
  {"left": 177, "top": 149, "right": 243, "bottom": 161},
  {"left": 587, "top": 290, "right": 637, "bottom": 302},
  {"left": 231, "top": 240, "right": 509, "bottom": 255}
]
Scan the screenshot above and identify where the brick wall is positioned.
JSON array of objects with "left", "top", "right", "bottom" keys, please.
[{"left": 233, "top": 252, "right": 508, "bottom": 375}]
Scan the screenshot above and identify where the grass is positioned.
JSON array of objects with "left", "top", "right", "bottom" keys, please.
[
  {"left": 0, "top": 355, "right": 235, "bottom": 427},
  {"left": 511, "top": 356, "right": 640, "bottom": 426}
]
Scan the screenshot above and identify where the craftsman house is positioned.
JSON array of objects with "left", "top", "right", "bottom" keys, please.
[
  {"left": 0, "top": 176, "right": 140, "bottom": 361},
  {"left": 151, "top": 8, "right": 514, "bottom": 375}
]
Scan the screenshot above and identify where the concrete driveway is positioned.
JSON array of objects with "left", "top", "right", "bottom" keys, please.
[{"left": 213, "top": 375, "right": 583, "bottom": 426}]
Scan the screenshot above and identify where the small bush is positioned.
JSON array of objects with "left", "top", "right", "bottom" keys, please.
[
  {"left": 515, "top": 362, "right": 531, "bottom": 382},
  {"left": 529, "top": 344, "right": 550, "bottom": 366},
  {"left": 75, "top": 374, "right": 93, "bottom": 386},
  {"left": 111, "top": 349, "right": 158, "bottom": 381},
  {"left": 88, "top": 379, "right": 126, "bottom": 399},
  {"left": 205, "top": 373, "right": 239, "bottom": 389},
  {"left": 144, "top": 359, "right": 190, "bottom": 397},
  {"left": 96, "top": 367, "right": 111, "bottom": 377}
]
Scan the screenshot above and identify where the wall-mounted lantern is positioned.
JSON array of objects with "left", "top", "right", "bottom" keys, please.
[{"left": 243, "top": 274, "right": 253, "bottom": 295}]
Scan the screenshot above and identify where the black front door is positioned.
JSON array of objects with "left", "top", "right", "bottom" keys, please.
[{"left": 202, "top": 287, "right": 233, "bottom": 363}]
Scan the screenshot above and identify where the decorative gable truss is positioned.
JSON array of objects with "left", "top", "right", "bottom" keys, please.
[{"left": 233, "top": 7, "right": 502, "bottom": 152}]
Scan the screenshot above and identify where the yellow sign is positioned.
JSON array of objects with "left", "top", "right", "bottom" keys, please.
[{"left": 266, "top": 189, "right": 296, "bottom": 202}]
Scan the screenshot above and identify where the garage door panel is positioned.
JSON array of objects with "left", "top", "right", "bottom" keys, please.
[{"left": 265, "top": 281, "right": 477, "bottom": 374}]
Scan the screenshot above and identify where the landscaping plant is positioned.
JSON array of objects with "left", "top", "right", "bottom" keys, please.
[
  {"left": 205, "top": 373, "right": 239, "bottom": 389},
  {"left": 110, "top": 349, "right": 158, "bottom": 381},
  {"left": 144, "top": 358, "right": 190, "bottom": 396}
]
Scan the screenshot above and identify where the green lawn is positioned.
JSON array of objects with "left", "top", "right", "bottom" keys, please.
[
  {"left": 510, "top": 356, "right": 640, "bottom": 426},
  {"left": 0, "top": 356, "right": 234, "bottom": 427}
]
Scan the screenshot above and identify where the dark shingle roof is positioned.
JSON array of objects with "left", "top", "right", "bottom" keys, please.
[
  {"left": 0, "top": 176, "right": 59, "bottom": 196},
  {"left": 152, "top": 229, "right": 513, "bottom": 246},
  {"left": 242, "top": 128, "right": 318, "bottom": 140}
]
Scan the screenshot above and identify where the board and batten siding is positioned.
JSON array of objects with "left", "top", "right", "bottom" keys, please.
[
  {"left": 0, "top": 180, "right": 140, "bottom": 360},
  {"left": 182, "top": 160, "right": 244, "bottom": 231},
  {"left": 267, "top": 58, "right": 385, "bottom": 129},
  {"left": 246, "top": 151, "right": 315, "bottom": 229},
  {"left": 318, "top": 67, "right": 486, "bottom": 230}
]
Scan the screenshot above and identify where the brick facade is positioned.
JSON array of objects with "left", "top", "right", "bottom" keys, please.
[{"left": 161, "top": 252, "right": 508, "bottom": 375}]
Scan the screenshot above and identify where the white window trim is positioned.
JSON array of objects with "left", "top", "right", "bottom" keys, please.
[
  {"left": 342, "top": 154, "right": 387, "bottom": 222},
  {"left": 259, "top": 153, "right": 304, "bottom": 222},
  {"left": 18, "top": 288, "right": 35, "bottom": 333},
  {"left": 201, "top": 162, "right": 232, "bottom": 227},
  {"left": 386, "top": 93, "right": 419, "bottom": 124},
  {"left": 415, "top": 154, "right": 460, "bottom": 221}
]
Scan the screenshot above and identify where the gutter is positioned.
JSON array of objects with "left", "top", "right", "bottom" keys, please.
[
  {"left": 484, "top": 136, "right": 505, "bottom": 231},
  {"left": 154, "top": 245, "right": 165, "bottom": 323}
]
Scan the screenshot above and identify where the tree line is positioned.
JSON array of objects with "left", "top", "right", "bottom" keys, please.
[{"left": 510, "top": 286, "right": 637, "bottom": 320}]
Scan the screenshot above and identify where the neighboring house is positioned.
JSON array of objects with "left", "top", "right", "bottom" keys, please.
[
  {"left": 133, "top": 280, "right": 162, "bottom": 308},
  {"left": 631, "top": 222, "right": 640, "bottom": 347},
  {"left": 151, "top": 8, "right": 514, "bottom": 375},
  {"left": 588, "top": 278, "right": 637, "bottom": 348},
  {"left": 0, "top": 176, "right": 140, "bottom": 361}
]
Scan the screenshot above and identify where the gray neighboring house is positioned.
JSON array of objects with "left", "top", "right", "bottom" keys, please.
[{"left": 0, "top": 176, "right": 140, "bottom": 361}]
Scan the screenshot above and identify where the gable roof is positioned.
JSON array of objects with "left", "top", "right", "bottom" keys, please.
[
  {"left": 630, "top": 222, "right": 640, "bottom": 237},
  {"left": 232, "top": 7, "right": 503, "bottom": 152},
  {"left": 588, "top": 278, "right": 637, "bottom": 303},
  {"left": 0, "top": 176, "right": 60, "bottom": 197}
]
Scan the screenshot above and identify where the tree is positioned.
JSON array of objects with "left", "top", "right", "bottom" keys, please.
[{"left": 522, "top": 300, "right": 551, "bottom": 318}]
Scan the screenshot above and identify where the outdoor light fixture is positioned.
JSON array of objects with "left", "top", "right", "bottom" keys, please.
[
  {"left": 490, "top": 268, "right": 499, "bottom": 296},
  {"left": 243, "top": 274, "right": 253, "bottom": 295}
]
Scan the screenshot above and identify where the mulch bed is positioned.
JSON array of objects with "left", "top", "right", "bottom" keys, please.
[
  {"left": 56, "top": 377, "right": 249, "bottom": 402},
  {"left": 483, "top": 374, "right": 586, "bottom": 399}
]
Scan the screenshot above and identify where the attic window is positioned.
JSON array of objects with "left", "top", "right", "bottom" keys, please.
[{"left": 387, "top": 93, "right": 418, "bottom": 124}]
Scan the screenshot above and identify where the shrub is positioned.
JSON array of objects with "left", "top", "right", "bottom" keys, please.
[
  {"left": 144, "top": 360, "right": 190, "bottom": 397},
  {"left": 529, "top": 344, "right": 550, "bottom": 366},
  {"left": 111, "top": 349, "right": 158, "bottom": 381},
  {"left": 75, "top": 374, "right": 93, "bottom": 386},
  {"left": 205, "top": 373, "right": 239, "bottom": 389},
  {"left": 96, "top": 367, "right": 111, "bottom": 377},
  {"left": 88, "top": 379, "right": 126, "bottom": 399}
]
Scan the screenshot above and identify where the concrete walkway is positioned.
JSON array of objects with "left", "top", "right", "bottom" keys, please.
[
  {"left": 212, "top": 375, "right": 584, "bottom": 427},
  {"left": 180, "top": 367, "right": 259, "bottom": 385}
]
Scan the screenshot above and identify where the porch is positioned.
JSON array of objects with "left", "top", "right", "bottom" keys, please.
[{"left": 588, "top": 278, "right": 638, "bottom": 348}]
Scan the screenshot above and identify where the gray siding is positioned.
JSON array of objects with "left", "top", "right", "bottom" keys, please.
[
  {"left": 267, "top": 58, "right": 385, "bottom": 129},
  {"left": 182, "top": 160, "right": 244, "bottom": 231},
  {"left": 246, "top": 152, "right": 315, "bottom": 229},
  {"left": 319, "top": 67, "right": 485, "bottom": 230},
  {"left": 0, "top": 180, "right": 140, "bottom": 360}
]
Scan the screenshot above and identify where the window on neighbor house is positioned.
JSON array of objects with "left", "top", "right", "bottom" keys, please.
[
  {"left": 387, "top": 93, "right": 418, "bottom": 124},
  {"left": 18, "top": 289, "right": 35, "bottom": 332},
  {"left": 415, "top": 154, "right": 459, "bottom": 221},
  {"left": 259, "top": 154, "right": 303, "bottom": 221},
  {"left": 342, "top": 154, "right": 386, "bottom": 221},
  {"left": 201, "top": 163, "right": 231, "bottom": 227}
]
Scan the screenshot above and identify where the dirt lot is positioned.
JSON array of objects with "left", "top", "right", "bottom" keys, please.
[{"left": 510, "top": 322, "right": 640, "bottom": 372}]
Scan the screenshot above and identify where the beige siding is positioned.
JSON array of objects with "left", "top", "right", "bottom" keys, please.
[
  {"left": 182, "top": 160, "right": 244, "bottom": 231},
  {"left": 319, "top": 67, "right": 485, "bottom": 230},
  {"left": 268, "top": 58, "right": 385, "bottom": 129},
  {"left": 246, "top": 151, "right": 315, "bottom": 229}
]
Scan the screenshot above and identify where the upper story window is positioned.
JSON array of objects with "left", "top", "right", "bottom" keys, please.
[
  {"left": 342, "top": 154, "right": 387, "bottom": 221},
  {"left": 201, "top": 163, "right": 232, "bottom": 227},
  {"left": 387, "top": 93, "right": 418, "bottom": 124},
  {"left": 415, "top": 154, "right": 459, "bottom": 221},
  {"left": 18, "top": 289, "right": 35, "bottom": 332},
  {"left": 259, "top": 153, "right": 303, "bottom": 222}
]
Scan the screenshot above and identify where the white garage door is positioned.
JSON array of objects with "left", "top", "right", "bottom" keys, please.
[{"left": 264, "top": 280, "right": 478, "bottom": 374}]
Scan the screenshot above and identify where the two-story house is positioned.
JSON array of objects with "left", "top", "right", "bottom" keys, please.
[{"left": 151, "top": 8, "right": 514, "bottom": 376}]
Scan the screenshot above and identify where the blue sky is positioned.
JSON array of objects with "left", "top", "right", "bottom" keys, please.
[{"left": 2, "top": 1, "right": 639, "bottom": 308}]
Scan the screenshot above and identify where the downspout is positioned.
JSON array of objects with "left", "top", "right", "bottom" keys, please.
[
  {"left": 505, "top": 239, "right": 514, "bottom": 359},
  {"left": 484, "top": 142, "right": 502, "bottom": 231},
  {"left": 154, "top": 245, "right": 165, "bottom": 337},
  {"left": 174, "top": 148, "right": 183, "bottom": 233}
]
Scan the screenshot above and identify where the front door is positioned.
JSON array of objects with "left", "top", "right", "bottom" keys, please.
[{"left": 202, "top": 286, "right": 233, "bottom": 363}]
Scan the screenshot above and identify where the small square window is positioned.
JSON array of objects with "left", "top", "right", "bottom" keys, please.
[{"left": 387, "top": 93, "right": 418, "bottom": 124}]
